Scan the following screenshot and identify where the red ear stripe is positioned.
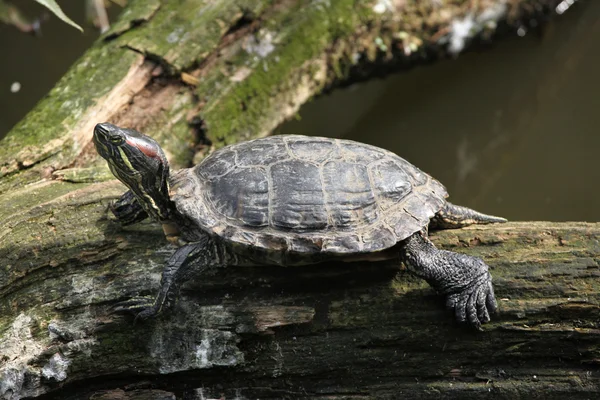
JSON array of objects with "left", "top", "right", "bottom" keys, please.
[{"left": 126, "top": 138, "right": 158, "bottom": 158}]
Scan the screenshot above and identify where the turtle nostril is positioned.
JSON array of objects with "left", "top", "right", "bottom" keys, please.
[{"left": 94, "top": 122, "right": 116, "bottom": 137}]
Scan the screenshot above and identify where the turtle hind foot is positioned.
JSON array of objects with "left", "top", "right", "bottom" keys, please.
[
  {"left": 110, "top": 296, "right": 160, "bottom": 322},
  {"left": 445, "top": 273, "right": 497, "bottom": 331},
  {"left": 403, "top": 232, "right": 498, "bottom": 330}
]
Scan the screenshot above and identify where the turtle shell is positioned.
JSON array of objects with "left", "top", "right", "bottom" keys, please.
[{"left": 170, "top": 135, "right": 447, "bottom": 257}]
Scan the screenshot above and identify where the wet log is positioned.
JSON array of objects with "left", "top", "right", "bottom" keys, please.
[{"left": 1, "top": 0, "right": 597, "bottom": 399}]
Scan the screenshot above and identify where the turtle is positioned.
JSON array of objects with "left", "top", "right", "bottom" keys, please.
[{"left": 93, "top": 122, "right": 506, "bottom": 329}]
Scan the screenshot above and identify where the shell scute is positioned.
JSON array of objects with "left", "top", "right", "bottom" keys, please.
[
  {"left": 208, "top": 167, "right": 270, "bottom": 227},
  {"left": 322, "top": 161, "right": 378, "bottom": 229},
  {"left": 361, "top": 225, "right": 397, "bottom": 251},
  {"left": 322, "top": 234, "right": 362, "bottom": 253},
  {"left": 271, "top": 160, "right": 328, "bottom": 230},
  {"left": 236, "top": 141, "right": 288, "bottom": 167},
  {"left": 401, "top": 189, "right": 437, "bottom": 226},
  {"left": 200, "top": 150, "right": 237, "bottom": 178},
  {"left": 288, "top": 137, "right": 340, "bottom": 163},
  {"left": 254, "top": 232, "right": 289, "bottom": 252},
  {"left": 287, "top": 236, "right": 324, "bottom": 253},
  {"left": 394, "top": 158, "right": 427, "bottom": 185},
  {"left": 339, "top": 142, "right": 385, "bottom": 163},
  {"left": 370, "top": 160, "right": 413, "bottom": 210}
]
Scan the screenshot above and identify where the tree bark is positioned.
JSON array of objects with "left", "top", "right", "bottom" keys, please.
[{"left": 1, "top": 0, "right": 598, "bottom": 399}]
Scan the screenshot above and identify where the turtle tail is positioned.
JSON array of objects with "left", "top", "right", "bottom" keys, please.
[{"left": 431, "top": 202, "right": 507, "bottom": 229}]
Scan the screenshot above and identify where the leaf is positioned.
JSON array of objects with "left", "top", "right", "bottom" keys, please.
[{"left": 34, "top": 0, "right": 83, "bottom": 32}]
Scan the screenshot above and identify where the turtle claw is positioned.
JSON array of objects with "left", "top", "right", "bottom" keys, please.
[
  {"left": 445, "top": 273, "right": 496, "bottom": 330},
  {"left": 132, "top": 306, "right": 161, "bottom": 323},
  {"left": 111, "top": 190, "right": 148, "bottom": 226},
  {"left": 111, "top": 296, "right": 158, "bottom": 322}
]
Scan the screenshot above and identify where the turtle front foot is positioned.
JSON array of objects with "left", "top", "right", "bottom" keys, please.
[
  {"left": 111, "top": 296, "right": 160, "bottom": 322},
  {"left": 111, "top": 190, "right": 149, "bottom": 226},
  {"left": 445, "top": 271, "right": 497, "bottom": 330}
]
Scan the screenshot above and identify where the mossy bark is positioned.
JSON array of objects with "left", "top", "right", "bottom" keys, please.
[
  {"left": 2, "top": 211, "right": 600, "bottom": 399},
  {"left": 1, "top": 0, "right": 598, "bottom": 399}
]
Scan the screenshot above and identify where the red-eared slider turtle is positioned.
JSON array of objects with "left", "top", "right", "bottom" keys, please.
[{"left": 94, "top": 123, "right": 506, "bottom": 328}]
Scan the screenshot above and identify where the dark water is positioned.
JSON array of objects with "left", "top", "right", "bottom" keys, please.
[
  {"left": 1, "top": 1, "right": 598, "bottom": 222},
  {"left": 278, "top": 2, "right": 600, "bottom": 222},
  {"left": 0, "top": 0, "right": 119, "bottom": 136}
]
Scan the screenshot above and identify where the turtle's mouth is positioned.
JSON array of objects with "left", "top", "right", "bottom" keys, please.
[
  {"left": 94, "top": 122, "right": 111, "bottom": 136},
  {"left": 93, "top": 137, "right": 110, "bottom": 160},
  {"left": 93, "top": 123, "right": 113, "bottom": 158},
  {"left": 93, "top": 122, "right": 116, "bottom": 144}
]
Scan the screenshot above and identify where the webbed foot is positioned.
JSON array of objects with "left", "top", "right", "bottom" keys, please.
[
  {"left": 111, "top": 190, "right": 148, "bottom": 225},
  {"left": 403, "top": 231, "right": 498, "bottom": 329},
  {"left": 445, "top": 271, "right": 497, "bottom": 330}
]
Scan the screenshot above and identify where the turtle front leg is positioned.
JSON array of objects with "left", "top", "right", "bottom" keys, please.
[
  {"left": 113, "top": 235, "right": 234, "bottom": 321},
  {"left": 401, "top": 231, "right": 497, "bottom": 329},
  {"left": 111, "top": 190, "right": 148, "bottom": 225}
]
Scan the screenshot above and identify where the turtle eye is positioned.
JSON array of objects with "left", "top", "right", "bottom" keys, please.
[{"left": 109, "top": 135, "right": 124, "bottom": 145}]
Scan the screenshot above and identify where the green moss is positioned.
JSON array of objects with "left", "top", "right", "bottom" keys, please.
[
  {"left": 197, "top": 0, "right": 371, "bottom": 145},
  {"left": 51, "top": 166, "right": 114, "bottom": 183},
  {"left": 0, "top": 181, "right": 86, "bottom": 222},
  {"left": 163, "top": 117, "right": 197, "bottom": 168},
  {"left": 102, "top": 0, "right": 161, "bottom": 39},
  {"left": 0, "top": 45, "right": 139, "bottom": 181},
  {"left": 119, "top": 0, "right": 274, "bottom": 71}
]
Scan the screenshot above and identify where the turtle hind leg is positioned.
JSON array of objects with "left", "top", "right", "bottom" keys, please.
[
  {"left": 401, "top": 232, "right": 497, "bottom": 329},
  {"left": 431, "top": 202, "right": 506, "bottom": 230}
]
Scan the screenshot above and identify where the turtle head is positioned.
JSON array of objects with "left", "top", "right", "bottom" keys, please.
[{"left": 93, "top": 123, "right": 172, "bottom": 221}]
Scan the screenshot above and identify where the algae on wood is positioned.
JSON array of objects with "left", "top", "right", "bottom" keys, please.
[{"left": 1, "top": 0, "right": 598, "bottom": 399}]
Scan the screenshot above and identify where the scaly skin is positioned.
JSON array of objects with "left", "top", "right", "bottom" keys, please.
[
  {"left": 111, "top": 190, "right": 148, "bottom": 225},
  {"left": 431, "top": 202, "right": 507, "bottom": 229},
  {"left": 402, "top": 232, "right": 497, "bottom": 329}
]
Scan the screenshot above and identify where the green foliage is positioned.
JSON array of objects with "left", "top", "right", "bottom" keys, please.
[{"left": 34, "top": 0, "right": 83, "bottom": 32}]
